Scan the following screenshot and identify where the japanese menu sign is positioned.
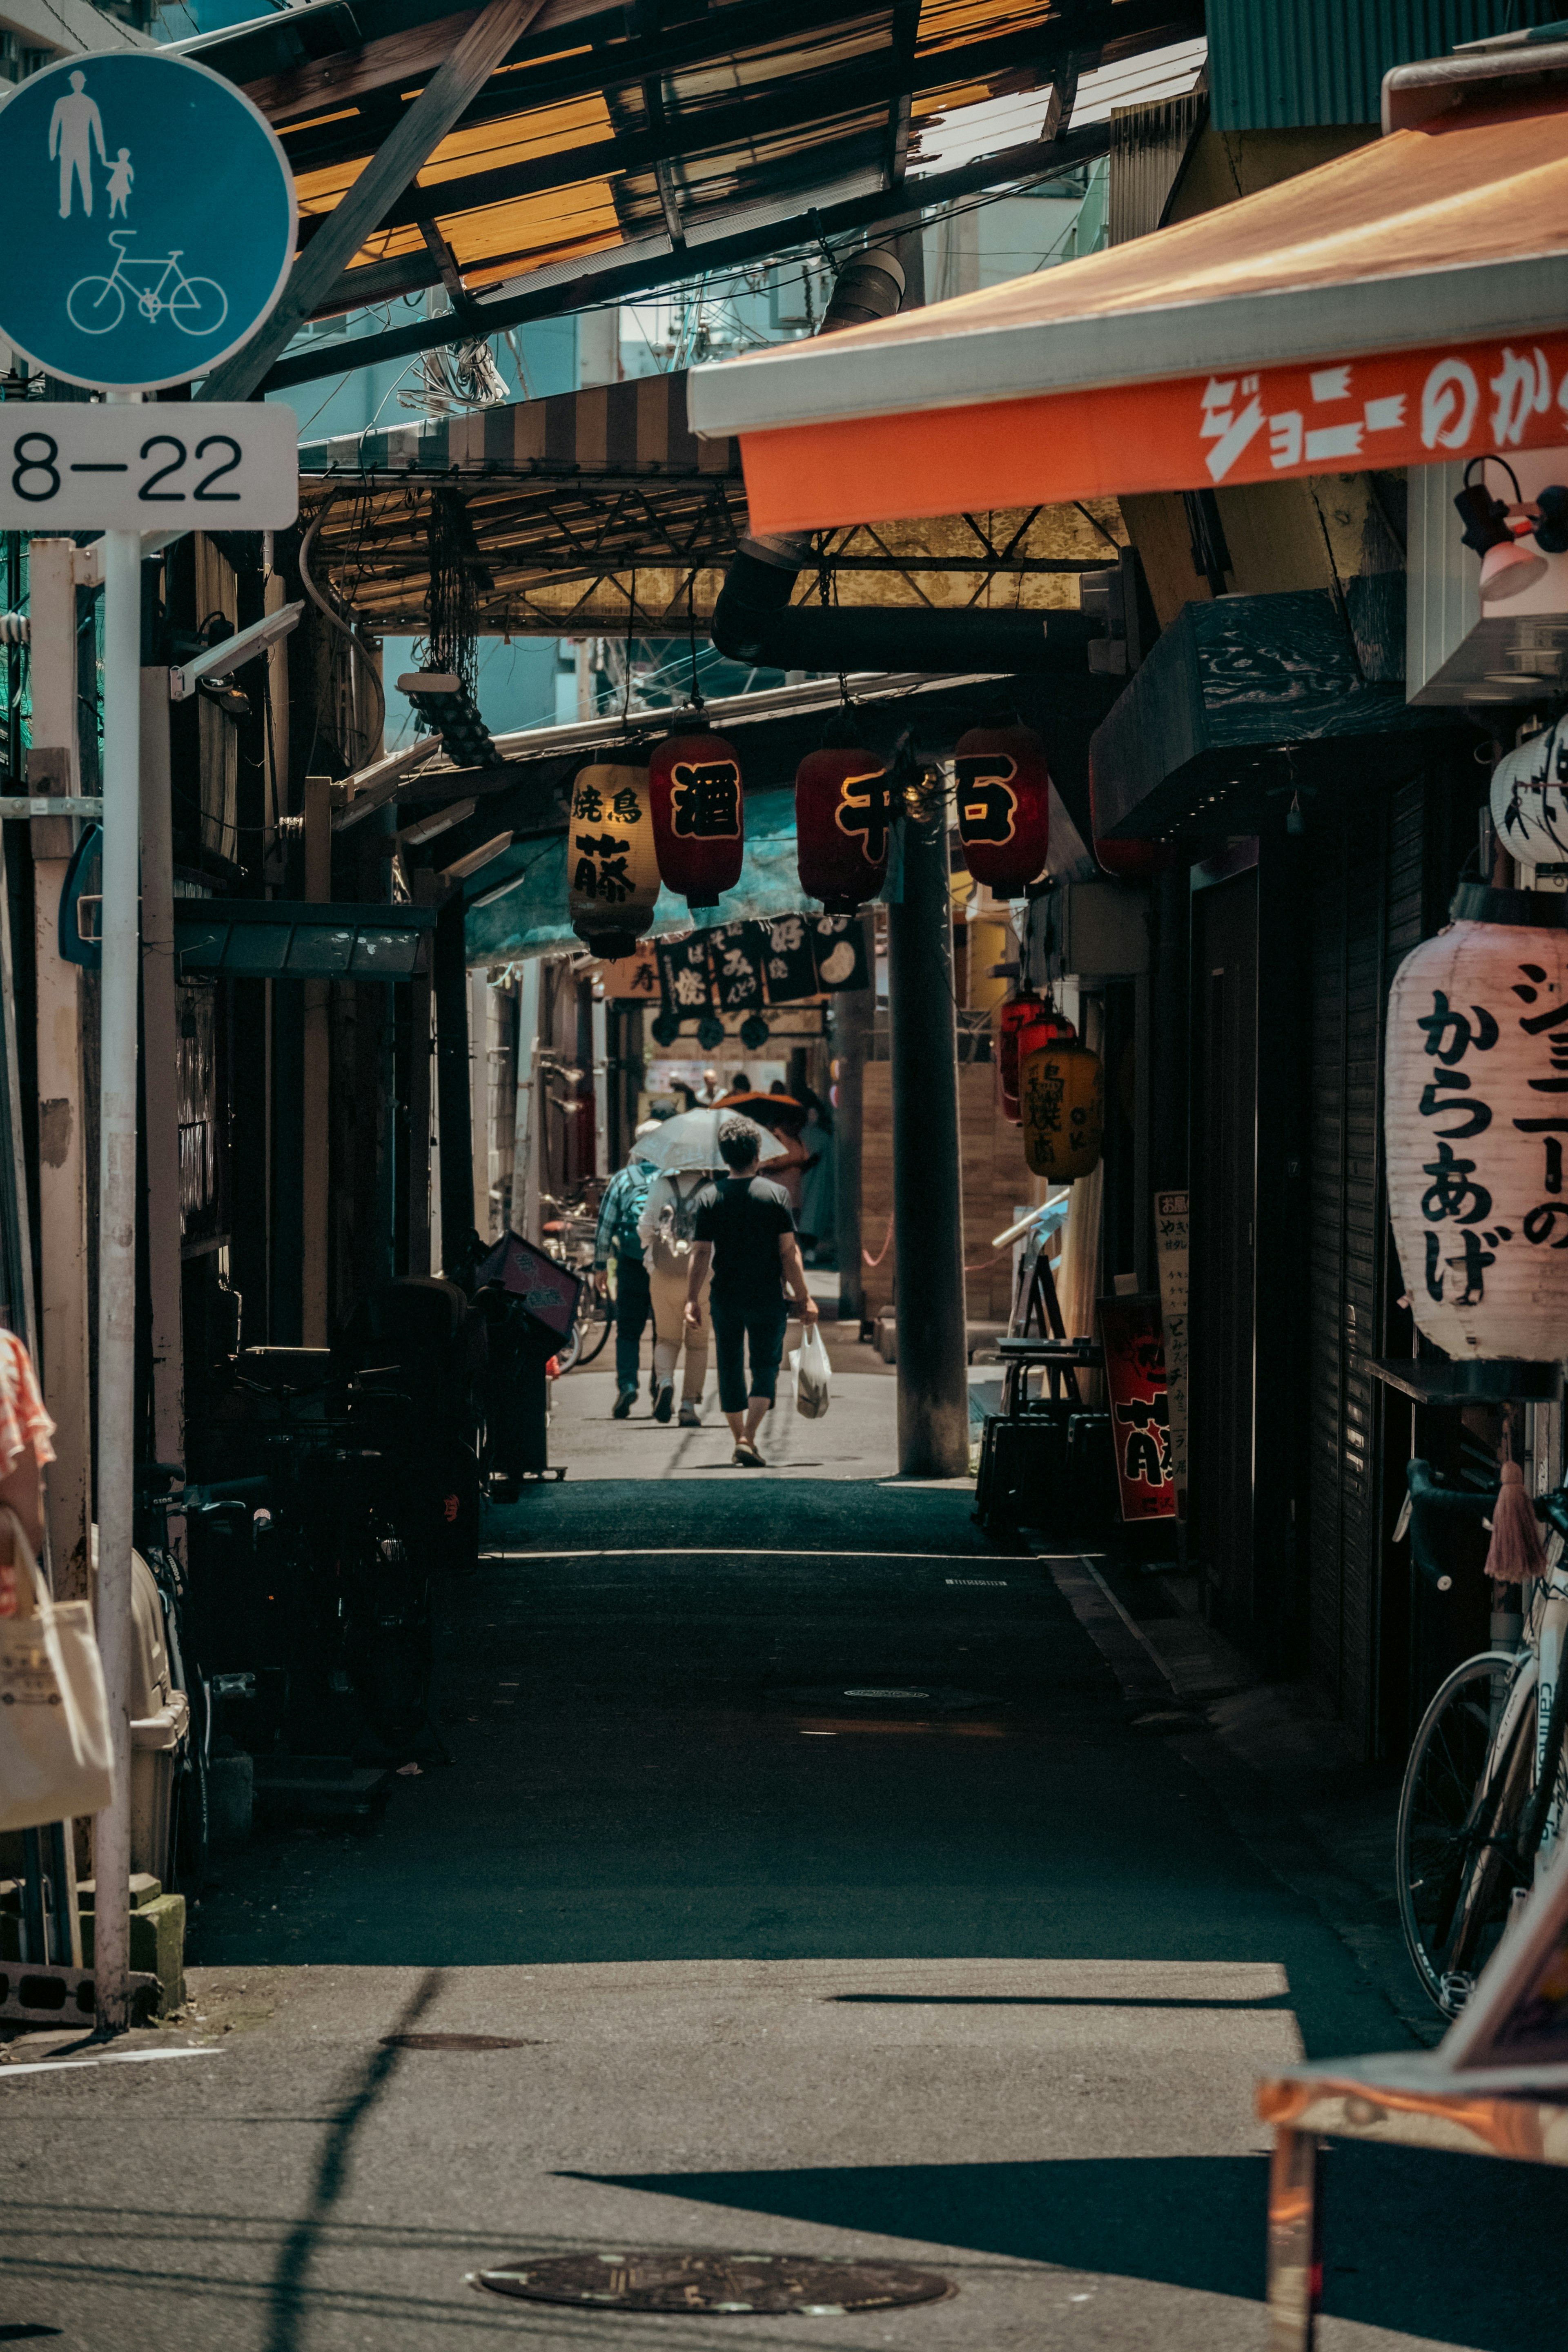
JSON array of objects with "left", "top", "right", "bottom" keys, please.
[
  {"left": 1155, "top": 1189, "right": 1189, "bottom": 1519},
  {"left": 1098, "top": 1293, "right": 1176, "bottom": 1523}
]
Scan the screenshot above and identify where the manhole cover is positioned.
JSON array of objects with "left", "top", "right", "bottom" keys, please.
[
  {"left": 469, "top": 2252, "right": 953, "bottom": 2314},
  {"left": 381, "top": 2033, "right": 540, "bottom": 2051}
]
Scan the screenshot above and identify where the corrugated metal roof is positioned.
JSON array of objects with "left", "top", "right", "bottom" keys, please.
[
  {"left": 1209, "top": 0, "right": 1567, "bottom": 128},
  {"left": 1107, "top": 87, "right": 1207, "bottom": 244}
]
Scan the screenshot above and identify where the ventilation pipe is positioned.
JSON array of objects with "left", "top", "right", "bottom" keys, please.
[{"left": 711, "top": 247, "right": 1106, "bottom": 675}]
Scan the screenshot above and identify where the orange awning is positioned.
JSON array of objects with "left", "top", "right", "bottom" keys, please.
[{"left": 687, "top": 72, "right": 1568, "bottom": 533}]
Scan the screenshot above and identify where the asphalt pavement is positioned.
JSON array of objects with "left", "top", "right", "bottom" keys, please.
[{"left": 4, "top": 1355, "right": 1565, "bottom": 2351}]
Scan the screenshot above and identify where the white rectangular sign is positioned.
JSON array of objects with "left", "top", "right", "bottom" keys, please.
[{"left": 0, "top": 402, "right": 298, "bottom": 528}]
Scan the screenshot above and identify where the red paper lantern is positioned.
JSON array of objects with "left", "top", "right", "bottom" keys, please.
[
  {"left": 796, "top": 745, "right": 894, "bottom": 913},
  {"left": 1094, "top": 837, "right": 1177, "bottom": 884},
  {"left": 995, "top": 991, "right": 1046, "bottom": 1122},
  {"left": 954, "top": 722, "right": 1050, "bottom": 896},
  {"left": 648, "top": 728, "right": 745, "bottom": 911}
]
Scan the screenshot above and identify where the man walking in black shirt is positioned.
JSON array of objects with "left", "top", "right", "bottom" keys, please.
[{"left": 685, "top": 1114, "right": 818, "bottom": 1466}]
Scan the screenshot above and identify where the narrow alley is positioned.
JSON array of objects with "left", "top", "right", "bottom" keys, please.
[{"left": 7, "top": 1363, "right": 1568, "bottom": 2350}]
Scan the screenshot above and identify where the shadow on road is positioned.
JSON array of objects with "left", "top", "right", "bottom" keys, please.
[
  {"left": 264, "top": 1971, "right": 445, "bottom": 2352},
  {"left": 579, "top": 2148, "right": 1568, "bottom": 2350}
]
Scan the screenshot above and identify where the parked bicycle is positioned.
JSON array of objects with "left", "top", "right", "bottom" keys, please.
[
  {"left": 134, "top": 1466, "right": 265, "bottom": 1890},
  {"left": 539, "top": 1183, "right": 612, "bottom": 1372},
  {"left": 1396, "top": 1463, "right": 1568, "bottom": 2015}
]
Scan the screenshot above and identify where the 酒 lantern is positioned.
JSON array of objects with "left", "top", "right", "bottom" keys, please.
[
  {"left": 566, "top": 763, "right": 660, "bottom": 957},
  {"left": 1386, "top": 908, "right": 1568, "bottom": 1361},
  {"left": 796, "top": 744, "right": 894, "bottom": 913},
  {"left": 1020, "top": 1020, "right": 1103, "bottom": 1181},
  {"left": 953, "top": 722, "right": 1051, "bottom": 896},
  {"left": 1491, "top": 717, "right": 1568, "bottom": 875},
  {"left": 995, "top": 991, "right": 1045, "bottom": 1123},
  {"left": 649, "top": 728, "right": 745, "bottom": 911}
]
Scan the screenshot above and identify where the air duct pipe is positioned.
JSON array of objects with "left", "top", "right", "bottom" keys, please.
[{"left": 711, "top": 248, "right": 1103, "bottom": 674}]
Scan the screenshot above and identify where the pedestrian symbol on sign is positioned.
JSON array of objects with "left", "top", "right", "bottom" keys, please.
[{"left": 48, "top": 71, "right": 106, "bottom": 220}]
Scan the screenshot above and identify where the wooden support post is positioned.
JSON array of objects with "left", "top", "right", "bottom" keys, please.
[
  {"left": 27, "top": 540, "right": 90, "bottom": 1599},
  {"left": 1265, "top": 2127, "right": 1321, "bottom": 2352},
  {"left": 509, "top": 959, "right": 541, "bottom": 1239},
  {"left": 406, "top": 875, "right": 437, "bottom": 1277},
  {"left": 833, "top": 915, "right": 873, "bottom": 1326},
  {"left": 470, "top": 965, "right": 491, "bottom": 1241},
  {"left": 434, "top": 893, "right": 474, "bottom": 1276},
  {"left": 139, "top": 664, "right": 184, "bottom": 1488},
  {"left": 301, "top": 775, "right": 332, "bottom": 1345},
  {"left": 198, "top": 0, "right": 548, "bottom": 403},
  {"left": 889, "top": 800, "right": 969, "bottom": 1478},
  {"left": 591, "top": 994, "right": 609, "bottom": 1181}
]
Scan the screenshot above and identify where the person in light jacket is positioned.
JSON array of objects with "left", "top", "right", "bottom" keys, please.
[{"left": 637, "top": 1165, "right": 713, "bottom": 1424}]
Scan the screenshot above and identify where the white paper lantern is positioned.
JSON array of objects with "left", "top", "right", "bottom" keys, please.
[
  {"left": 1491, "top": 718, "right": 1568, "bottom": 873},
  {"left": 1387, "top": 917, "right": 1568, "bottom": 1360}
]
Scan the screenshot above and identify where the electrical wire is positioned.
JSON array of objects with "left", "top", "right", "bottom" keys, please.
[{"left": 298, "top": 497, "right": 388, "bottom": 753}]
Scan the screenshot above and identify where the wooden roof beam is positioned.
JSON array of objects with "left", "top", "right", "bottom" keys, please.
[
  {"left": 267, "top": 117, "right": 1114, "bottom": 387},
  {"left": 200, "top": 0, "right": 551, "bottom": 402}
]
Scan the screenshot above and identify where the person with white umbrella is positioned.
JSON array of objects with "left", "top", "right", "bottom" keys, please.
[
  {"left": 637, "top": 1152, "right": 715, "bottom": 1427},
  {"left": 683, "top": 1113, "right": 818, "bottom": 1468}
]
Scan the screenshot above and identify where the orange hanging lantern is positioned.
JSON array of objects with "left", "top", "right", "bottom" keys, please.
[
  {"left": 995, "top": 991, "right": 1046, "bottom": 1122},
  {"left": 648, "top": 725, "right": 745, "bottom": 912},
  {"left": 796, "top": 719, "right": 894, "bottom": 913},
  {"left": 953, "top": 721, "right": 1051, "bottom": 896},
  {"left": 566, "top": 763, "right": 660, "bottom": 958},
  {"left": 1020, "top": 1020, "right": 1103, "bottom": 1182}
]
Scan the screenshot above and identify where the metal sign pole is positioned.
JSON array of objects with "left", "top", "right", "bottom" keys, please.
[{"left": 91, "top": 396, "right": 144, "bottom": 2032}]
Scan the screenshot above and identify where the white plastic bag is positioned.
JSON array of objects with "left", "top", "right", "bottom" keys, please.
[
  {"left": 793, "top": 1322, "right": 832, "bottom": 1420},
  {"left": 0, "top": 1508, "right": 115, "bottom": 1832}
]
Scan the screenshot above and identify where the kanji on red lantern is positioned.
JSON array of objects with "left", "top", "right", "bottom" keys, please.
[
  {"left": 954, "top": 722, "right": 1050, "bottom": 897},
  {"left": 649, "top": 729, "right": 745, "bottom": 911}
]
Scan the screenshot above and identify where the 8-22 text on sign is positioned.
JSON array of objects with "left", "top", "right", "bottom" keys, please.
[{"left": 0, "top": 403, "right": 298, "bottom": 529}]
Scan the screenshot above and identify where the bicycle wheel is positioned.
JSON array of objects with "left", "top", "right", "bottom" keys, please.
[
  {"left": 171, "top": 276, "right": 228, "bottom": 336},
  {"left": 171, "top": 1676, "right": 210, "bottom": 1893},
  {"left": 67, "top": 274, "right": 124, "bottom": 333},
  {"left": 576, "top": 1297, "right": 614, "bottom": 1367},
  {"left": 1397, "top": 1650, "right": 1531, "bottom": 2015}
]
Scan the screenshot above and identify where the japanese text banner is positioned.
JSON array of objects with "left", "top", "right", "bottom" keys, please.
[{"left": 736, "top": 333, "right": 1568, "bottom": 535}]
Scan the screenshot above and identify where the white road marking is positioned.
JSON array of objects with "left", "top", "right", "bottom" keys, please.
[{"left": 0, "top": 2045, "right": 220, "bottom": 2080}]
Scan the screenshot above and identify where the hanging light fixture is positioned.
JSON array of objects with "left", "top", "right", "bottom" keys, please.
[
  {"left": 952, "top": 719, "right": 1050, "bottom": 897},
  {"left": 1385, "top": 888, "right": 1568, "bottom": 1362},
  {"left": 648, "top": 723, "right": 745, "bottom": 913},
  {"left": 1020, "top": 1017, "right": 1104, "bottom": 1182},
  {"left": 796, "top": 712, "right": 894, "bottom": 913},
  {"left": 1454, "top": 457, "right": 1549, "bottom": 604},
  {"left": 566, "top": 764, "right": 660, "bottom": 958}
]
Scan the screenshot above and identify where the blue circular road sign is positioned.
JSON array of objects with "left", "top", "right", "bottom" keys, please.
[{"left": 0, "top": 50, "right": 296, "bottom": 392}]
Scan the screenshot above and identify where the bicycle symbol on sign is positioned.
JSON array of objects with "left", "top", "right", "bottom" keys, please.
[{"left": 67, "top": 231, "right": 227, "bottom": 338}]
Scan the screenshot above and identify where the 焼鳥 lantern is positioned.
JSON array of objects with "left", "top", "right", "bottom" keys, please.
[
  {"left": 995, "top": 991, "right": 1045, "bottom": 1123},
  {"left": 796, "top": 745, "right": 894, "bottom": 913},
  {"left": 1020, "top": 1022, "right": 1103, "bottom": 1181},
  {"left": 566, "top": 764, "right": 660, "bottom": 957},
  {"left": 953, "top": 722, "right": 1050, "bottom": 896},
  {"left": 649, "top": 728, "right": 745, "bottom": 911},
  {"left": 1385, "top": 907, "right": 1568, "bottom": 1360},
  {"left": 1491, "top": 718, "right": 1568, "bottom": 876}
]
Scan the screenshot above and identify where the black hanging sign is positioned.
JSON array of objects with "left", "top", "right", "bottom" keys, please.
[{"left": 812, "top": 914, "right": 871, "bottom": 991}]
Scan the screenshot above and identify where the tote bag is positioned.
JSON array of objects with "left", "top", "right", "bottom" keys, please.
[{"left": 0, "top": 1509, "right": 115, "bottom": 1831}]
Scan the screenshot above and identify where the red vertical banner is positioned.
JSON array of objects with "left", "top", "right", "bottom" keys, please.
[{"left": 1097, "top": 1294, "right": 1175, "bottom": 1523}]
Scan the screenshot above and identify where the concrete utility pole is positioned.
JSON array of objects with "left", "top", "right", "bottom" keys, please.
[
  {"left": 889, "top": 785, "right": 969, "bottom": 1478},
  {"left": 833, "top": 914, "right": 873, "bottom": 1328},
  {"left": 26, "top": 540, "right": 91, "bottom": 1600}
]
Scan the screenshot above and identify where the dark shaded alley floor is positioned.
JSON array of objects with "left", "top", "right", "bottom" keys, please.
[{"left": 7, "top": 1372, "right": 1568, "bottom": 2352}]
